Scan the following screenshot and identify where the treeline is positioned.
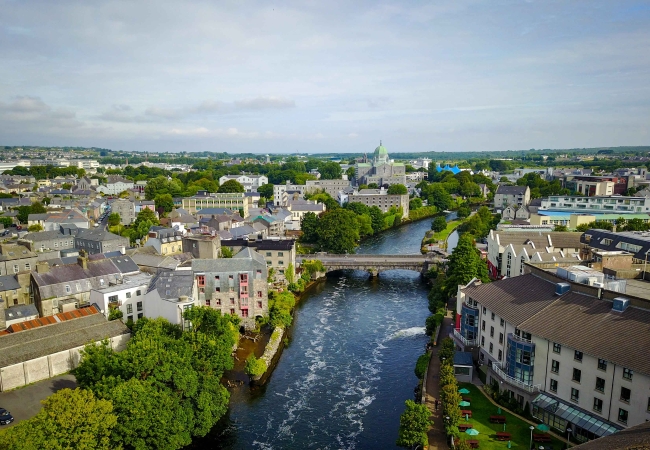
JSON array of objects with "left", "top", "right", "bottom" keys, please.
[
  {"left": 2, "top": 165, "right": 86, "bottom": 180},
  {"left": 0, "top": 309, "right": 239, "bottom": 450},
  {"left": 421, "top": 170, "right": 495, "bottom": 208}
]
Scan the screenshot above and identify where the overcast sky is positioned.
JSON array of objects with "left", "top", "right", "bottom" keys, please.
[{"left": 1, "top": 0, "right": 649, "bottom": 154}]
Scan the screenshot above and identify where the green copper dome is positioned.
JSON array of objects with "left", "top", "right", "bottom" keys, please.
[{"left": 373, "top": 141, "right": 388, "bottom": 158}]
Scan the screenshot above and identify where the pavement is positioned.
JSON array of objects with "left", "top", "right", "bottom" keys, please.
[
  {"left": 0, "top": 374, "right": 77, "bottom": 428},
  {"left": 424, "top": 313, "right": 455, "bottom": 450}
]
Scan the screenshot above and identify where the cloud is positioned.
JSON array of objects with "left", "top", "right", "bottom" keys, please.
[
  {"left": 233, "top": 97, "right": 295, "bottom": 110},
  {"left": 5, "top": 96, "right": 49, "bottom": 113},
  {"left": 0, "top": 96, "right": 81, "bottom": 129}
]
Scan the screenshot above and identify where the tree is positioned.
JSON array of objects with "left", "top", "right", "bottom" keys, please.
[
  {"left": 315, "top": 209, "right": 360, "bottom": 254},
  {"left": 431, "top": 216, "right": 447, "bottom": 233},
  {"left": 0, "top": 216, "right": 12, "bottom": 228},
  {"left": 244, "top": 355, "right": 267, "bottom": 377},
  {"left": 456, "top": 205, "right": 471, "bottom": 219},
  {"left": 318, "top": 161, "right": 343, "bottom": 180},
  {"left": 387, "top": 184, "right": 408, "bottom": 195},
  {"left": 62, "top": 182, "right": 73, "bottom": 190},
  {"left": 368, "top": 206, "right": 385, "bottom": 234},
  {"left": 220, "top": 246, "right": 233, "bottom": 258},
  {"left": 356, "top": 214, "right": 374, "bottom": 237},
  {"left": 367, "top": 183, "right": 379, "bottom": 189},
  {"left": 554, "top": 224, "right": 568, "bottom": 232},
  {"left": 346, "top": 166, "right": 356, "bottom": 180},
  {"left": 218, "top": 180, "right": 245, "bottom": 193},
  {"left": 409, "top": 198, "right": 423, "bottom": 210},
  {"left": 445, "top": 235, "right": 488, "bottom": 297},
  {"left": 118, "top": 190, "right": 130, "bottom": 199},
  {"left": 257, "top": 183, "right": 274, "bottom": 199},
  {"left": 396, "top": 400, "right": 432, "bottom": 449},
  {"left": 428, "top": 185, "right": 453, "bottom": 211},
  {"left": 300, "top": 212, "right": 320, "bottom": 243},
  {"left": 0, "top": 388, "right": 117, "bottom": 450},
  {"left": 30, "top": 201, "right": 47, "bottom": 214},
  {"left": 17, "top": 205, "right": 32, "bottom": 224},
  {"left": 27, "top": 224, "right": 43, "bottom": 232},
  {"left": 144, "top": 176, "right": 183, "bottom": 200},
  {"left": 154, "top": 193, "right": 174, "bottom": 216},
  {"left": 107, "top": 212, "right": 121, "bottom": 227}
]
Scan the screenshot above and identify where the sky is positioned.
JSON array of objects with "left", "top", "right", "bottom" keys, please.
[{"left": 1, "top": 0, "right": 649, "bottom": 154}]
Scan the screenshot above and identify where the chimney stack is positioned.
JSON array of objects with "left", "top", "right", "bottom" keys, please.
[
  {"left": 77, "top": 249, "right": 88, "bottom": 270},
  {"left": 36, "top": 261, "right": 50, "bottom": 274}
]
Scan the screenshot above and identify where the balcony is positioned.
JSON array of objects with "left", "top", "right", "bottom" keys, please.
[
  {"left": 453, "top": 329, "right": 477, "bottom": 347},
  {"left": 510, "top": 333, "right": 533, "bottom": 344},
  {"left": 491, "top": 362, "right": 541, "bottom": 394}
]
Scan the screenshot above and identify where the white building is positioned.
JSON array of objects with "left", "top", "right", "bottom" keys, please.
[
  {"left": 96, "top": 175, "right": 135, "bottom": 196},
  {"left": 453, "top": 270, "right": 650, "bottom": 444},
  {"left": 143, "top": 271, "right": 197, "bottom": 330},
  {"left": 218, "top": 174, "right": 268, "bottom": 192},
  {"left": 539, "top": 195, "right": 650, "bottom": 215},
  {"left": 89, "top": 272, "right": 152, "bottom": 323}
]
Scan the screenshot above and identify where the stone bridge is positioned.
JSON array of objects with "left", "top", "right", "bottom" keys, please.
[{"left": 297, "top": 253, "right": 447, "bottom": 277}]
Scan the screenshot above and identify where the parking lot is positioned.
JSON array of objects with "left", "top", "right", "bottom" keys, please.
[{"left": 0, "top": 374, "right": 77, "bottom": 428}]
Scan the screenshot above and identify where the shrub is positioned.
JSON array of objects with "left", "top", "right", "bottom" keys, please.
[
  {"left": 244, "top": 355, "right": 267, "bottom": 377},
  {"left": 414, "top": 354, "right": 429, "bottom": 379}
]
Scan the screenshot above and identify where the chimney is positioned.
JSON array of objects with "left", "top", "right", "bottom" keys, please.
[
  {"left": 36, "top": 261, "right": 50, "bottom": 274},
  {"left": 77, "top": 249, "right": 88, "bottom": 269}
]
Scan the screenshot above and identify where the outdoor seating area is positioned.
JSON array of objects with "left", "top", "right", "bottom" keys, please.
[
  {"left": 453, "top": 383, "right": 565, "bottom": 450},
  {"left": 489, "top": 415, "right": 506, "bottom": 424}
]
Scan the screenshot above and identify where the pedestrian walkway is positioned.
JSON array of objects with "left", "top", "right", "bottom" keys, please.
[{"left": 424, "top": 313, "right": 454, "bottom": 450}]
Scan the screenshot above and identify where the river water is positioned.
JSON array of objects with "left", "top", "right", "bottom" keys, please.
[{"left": 193, "top": 218, "right": 451, "bottom": 449}]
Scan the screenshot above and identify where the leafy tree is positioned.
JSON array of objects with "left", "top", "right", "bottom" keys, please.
[
  {"left": 0, "top": 388, "right": 117, "bottom": 450},
  {"left": 414, "top": 354, "right": 429, "bottom": 379},
  {"left": 154, "top": 193, "right": 175, "bottom": 216},
  {"left": 144, "top": 176, "right": 184, "bottom": 200},
  {"left": 0, "top": 216, "right": 12, "bottom": 228},
  {"left": 387, "top": 183, "right": 408, "bottom": 195},
  {"left": 218, "top": 179, "right": 245, "bottom": 193},
  {"left": 108, "top": 212, "right": 121, "bottom": 227},
  {"left": 17, "top": 205, "right": 32, "bottom": 224},
  {"left": 257, "top": 183, "right": 274, "bottom": 199},
  {"left": 446, "top": 234, "right": 488, "bottom": 295},
  {"left": 61, "top": 183, "right": 73, "bottom": 190},
  {"left": 409, "top": 198, "right": 422, "bottom": 210},
  {"left": 396, "top": 400, "right": 432, "bottom": 449},
  {"left": 367, "top": 183, "right": 379, "bottom": 189},
  {"left": 576, "top": 220, "right": 614, "bottom": 232},
  {"left": 554, "top": 224, "right": 568, "bottom": 232},
  {"left": 31, "top": 201, "right": 47, "bottom": 214},
  {"left": 27, "top": 224, "right": 44, "bottom": 232},
  {"left": 346, "top": 166, "right": 356, "bottom": 180},
  {"left": 623, "top": 218, "right": 649, "bottom": 231},
  {"left": 356, "top": 213, "right": 374, "bottom": 237},
  {"left": 285, "top": 263, "right": 295, "bottom": 284},
  {"left": 431, "top": 216, "right": 447, "bottom": 233},
  {"left": 428, "top": 184, "right": 453, "bottom": 211},
  {"left": 220, "top": 246, "right": 233, "bottom": 258},
  {"left": 300, "top": 212, "right": 320, "bottom": 243},
  {"left": 315, "top": 209, "right": 360, "bottom": 253},
  {"left": 456, "top": 205, "right": 471, "bottom": 219},
  {"left": 368, "top": 206, "right": 385, "bottom": 234},
  {"left": 318, "top": 161, "right": 343, "bottom": 180},
  {"left": 244, "top": 355, "right": 267, "bottom": 377},
  {"left": 118, "top": 190, "right": 130, "bottom": 199}
]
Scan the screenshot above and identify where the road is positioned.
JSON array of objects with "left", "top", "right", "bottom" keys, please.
[{"left": 0, "top": 374, "right": 77, "bottom": 428}]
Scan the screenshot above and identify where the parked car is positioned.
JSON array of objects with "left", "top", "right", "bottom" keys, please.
[{"left": 0, "top": 408, "right": 14, "bottom": 425}]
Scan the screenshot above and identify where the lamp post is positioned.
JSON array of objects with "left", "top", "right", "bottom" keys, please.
[
  {"left": 529, "top": 425, "right": 535, "bottom": 450},
  {"left": 644, "top": 251, "right": 649, "bottom": 281},
  {"left": 566, "top": 427, "right": 572, "bottom": 449}
]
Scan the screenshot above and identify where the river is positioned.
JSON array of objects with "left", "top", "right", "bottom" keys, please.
[{"left": 192, "top": 218, "right": 453, "bottom": 449}]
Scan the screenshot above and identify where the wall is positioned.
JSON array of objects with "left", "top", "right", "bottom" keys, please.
[{"left": 0, "top": 334, "right": 130, "bottom": 391}]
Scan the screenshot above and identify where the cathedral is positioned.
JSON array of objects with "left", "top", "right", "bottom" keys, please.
[{"left": 355, "top": 142, "right": 406, "bottom": 187}]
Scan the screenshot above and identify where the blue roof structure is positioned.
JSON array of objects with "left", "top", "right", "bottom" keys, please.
[
  {"left": 453, "top": 351, "right": 473, "bottom": 366},
  {"left": 435, "top": 163, "right": 461, "bottom": 174}
]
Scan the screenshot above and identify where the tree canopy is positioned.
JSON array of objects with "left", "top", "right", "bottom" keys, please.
[
  {"left": 387, "top": 184, "right": 408, "bottom": 195},
  {"left": 217, "top": 179, "right": 245, "bottom": 193},
  {"left": 396, "top": 400, "right": 432, "bottom": 449}
]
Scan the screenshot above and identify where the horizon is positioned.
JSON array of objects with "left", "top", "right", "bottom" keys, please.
[{"left": 1, "top": 1, "right": 649, "bottom": 153}]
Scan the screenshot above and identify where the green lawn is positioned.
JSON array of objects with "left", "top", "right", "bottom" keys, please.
[
  {"left": 455, "top": 383, "right": 564, "bottom": 449},
  {"left": 433, "top": 220, "right": 461, "bottom": 241}
]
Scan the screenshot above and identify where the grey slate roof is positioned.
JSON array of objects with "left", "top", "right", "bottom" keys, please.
[
  {"left": 0, "top": 313, "right": 129, "bottom": 367},
  {"left": 0, "top": 275, "right": 21, "bottom": 292},
  {"left": 462, "top": 274, "right": 559, "bottom": 326},
  {"left": 5, "top": 304, "right": 38, "bottom": 321},
  {"left": 192, "top": 247, "right": 266, "bottom": 273},
  {"left": 21, "top": 230, "right": 66, "bottom": 242},
  {"left": 495, "top": 185, "right": 528, "bottom": 195},
  {"left": 229, "top": 224, "right": 257, "bottom": 239},
  {"left": 147, "top": 271, "right": 194, "bottom": 300},
  {"left": 76, "top": 228, "right": 124, "bottom": 242}
]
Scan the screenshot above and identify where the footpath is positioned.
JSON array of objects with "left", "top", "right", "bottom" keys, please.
[{"left": 424, "top": 313, "right": 454, "bottom": 450}]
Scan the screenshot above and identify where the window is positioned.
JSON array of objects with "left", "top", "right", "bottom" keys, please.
[
  {"left": 205, "top": 299, "right": 211, "bottom": 306},
  {"left": 197, "top": 275, "right": 205, "bottom": 286},
  {"left": 137, "top": 313, "right": 143, "bottom": 319},
  {"left": 623, "top": 368, "right": 633, "bottom": 381},
  {"left": 215, "top": 276, "right": 220, "bottom": 281},
  {"left": 618, "top": 408, "right": 628, "bottom": 424},
  {"left": 278, "top": 261, "right": 284, "bottom": 266},
  {"left": 500, "top": 318, "right": 504, "bottom": 326},
  {"left": 550, "top": 379, "right": 558, "bottom": 392},
  {"left": 127, "top": 315, "right": 133, "bottom": 323},
  {"left": 571, "top": 388, "right": 579, "bottom": 402},
  {"left": 553, "top": 342, "right": 561, "bottom": 354},
  {"left": 490, "top": 326, "right": 494, "bottom": 338},
  {"left": 647, "top": 397, "right": 650, "bottom": 412},
  {"left": 498, "top": 350, "right": 502, "bottom": 360},
  {"left": 551, "top": 360, "right": 560, "bottom": 373},
  {"left": 216, "top": 299, "right": 221, "bottom": 305},
  {"left": 620, "top": 387, "right": 631, "bottom": 403},
  {"left": 13, "top": 265, "right": 18, "bottom": 273},
  {"left": 491, "top": 312, "right": 495, "bottom": 320},
  {"left": 216, "top": 287, "right": 221, "bottom": 292},
  {"left": 126, "top": 292, "right": 132, "bottom": 299},
  {"left": 229, "top": 275, "right": 233, "bottom": 280},
  {"left": 482, "top": 307, "right": 486, "bottom": 314},
  {"left": 574, "top": 350, "right": 583, "bottom": 362},
  {"left": 499, "top": 333, "right": 503, "bottom": 344},
  {"left": 278, "top": 252, "right": 284, "bottom": 257},
  {"left": 595, "top": 377, "right": 605, "bottom": 392},
  {"left": 65, "top": 285, "right": 71, "bottom": 293},
  {"left": 136, "top": 290, "right": 141, "bottom": 296},
  {"left": 265, "top": 252, "right": 272, "bottom": 257},
  {"left": 482, "top": 320, "right": 486, "bottom": 331},
  {"left": 481, "top": 336, "right": 485, "bottom": 346},
  {"left": 593, "top": 398, "right": 603, "bottom": 413},
  {"left": 25, "top": 263, "right": 30, "bottom": 271},
  {"left": 230, "top": 308, "right": 235, "bottom": 315},
  {"left": 108, "top": 295, "right": 118, "bottom": 303},
  {"left": 136, "top": 301, "right": 142, "bottom": 312},
  {"left": 100, "top": 279, "right": 105, "bottom": 286},
  {"left": 230, "top": 298, "right": 235, "bottom": 304},
  {"left": 257, "top": 291, "right": 262, "bottom": 297},
  {"left": 489, "top": 343, "right": 493, "bottom": 354},
  {"left": 573, "top": 368, "right": 581, "bottom": 383},
  {"left": 127, "top": 304, "right": 132, "bottom": 314},
  {"left": 598, "top": 359, "right": 607, "bottom": 371}
]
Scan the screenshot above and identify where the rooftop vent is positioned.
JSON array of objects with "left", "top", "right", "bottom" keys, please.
[
  {"left": 612, "top": 297, "right": 630, "bottom": 313},
  {"left": 555, "top": 282, "right": 570, "bottom": 295}
]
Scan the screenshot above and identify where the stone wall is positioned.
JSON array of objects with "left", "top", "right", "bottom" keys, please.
[{"left": 0, "top": 334, "right": 130, "bottom": 392}]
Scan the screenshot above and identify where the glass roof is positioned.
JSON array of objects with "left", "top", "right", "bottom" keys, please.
[{"left": 533, "top": 393, "right": 621, "bottom": 437}]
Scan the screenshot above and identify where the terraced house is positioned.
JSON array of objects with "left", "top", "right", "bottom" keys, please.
[{"left": 453, "top": 267, "right": 650, "bottom": 444}]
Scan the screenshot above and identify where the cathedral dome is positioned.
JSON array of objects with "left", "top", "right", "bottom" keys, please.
[{"left": 373, "top": 141, "right": 388, "bottom": 159}]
